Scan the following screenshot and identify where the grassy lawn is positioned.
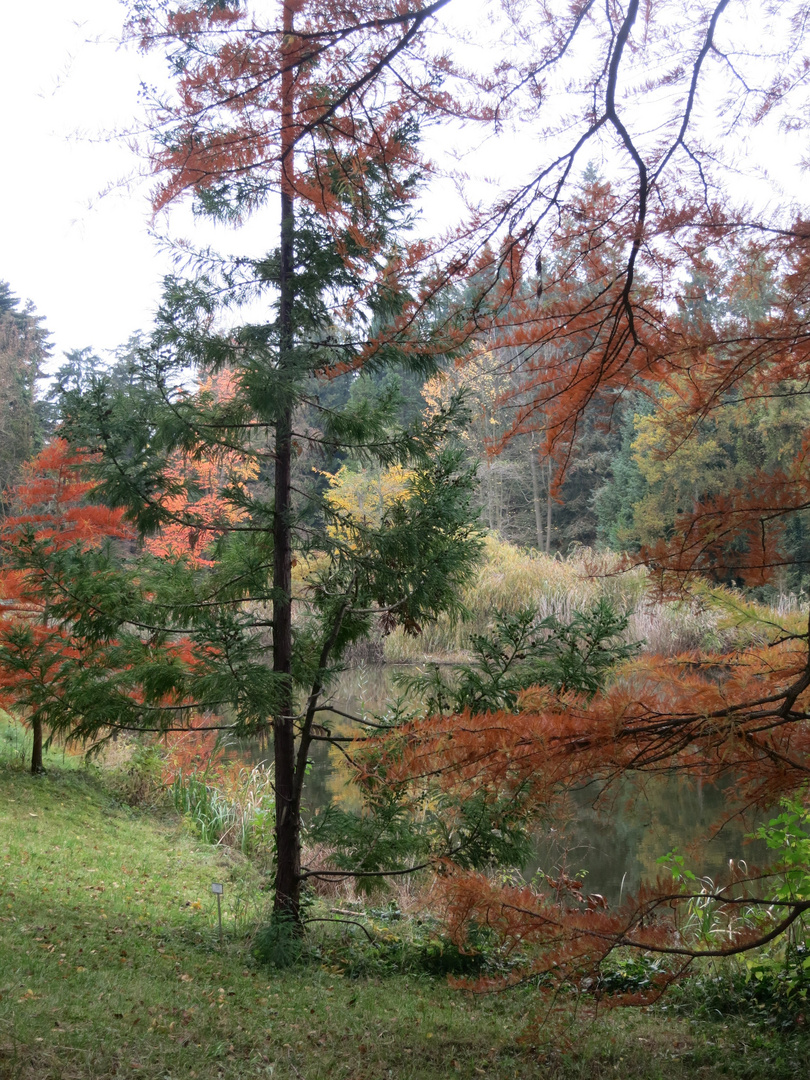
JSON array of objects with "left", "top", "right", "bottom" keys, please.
[{"left": 0, "top": 732, "right": 807, "bottom": 1079}]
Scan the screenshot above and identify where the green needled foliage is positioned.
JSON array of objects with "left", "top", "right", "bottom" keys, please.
[
  {"left": 3, "top": 99, "right": 483, "bottom": 926},
  {"left": 399, "top": 599, "right": 640, "bottom": 717},
  {"left": 299, "top": 601, "right": 638, "bottom": 896}
]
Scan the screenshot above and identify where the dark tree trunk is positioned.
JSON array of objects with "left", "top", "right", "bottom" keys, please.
[
  {"left": 272, "top": 1, "right": 301, "bottom": 925},
  {"left": 272, "top": 395, "right": 300, "bottom": 922},
  {"left": 31, "top": 716, "right": 44, "bottom": 775}
]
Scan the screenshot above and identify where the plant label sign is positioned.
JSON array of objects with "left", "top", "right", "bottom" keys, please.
[{"left": 211, "top": 882, "right": 224, "bottom": 895}]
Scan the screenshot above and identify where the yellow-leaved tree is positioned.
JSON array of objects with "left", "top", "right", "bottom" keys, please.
[{"left": 322, "top": 463, "right": 414, "bottom": 535}]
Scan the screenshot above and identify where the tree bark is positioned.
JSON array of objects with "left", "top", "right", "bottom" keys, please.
[
  {"left": 545, "top": 456, "right": 553, "bottom": 554},
  {"left": 272, "top": 1, "right": 301, "bottom": 925},
  {"left": 30, "top": 716, "right": 44, "bottom": 775},
  {"left": 529, "top": 446, "right": 544, "bottom": 551}
]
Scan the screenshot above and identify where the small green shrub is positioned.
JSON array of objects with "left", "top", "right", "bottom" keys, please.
[
  {"left": 596, "top": 952, "right": 672, "bottom": 996},
  {"left": 680, "top": 943, "right": 810, "bottom": 1030},
  {"left": 252, "top": 913, "right": 304, "bottom": 968},
  {"left": 660, "top": 797, "right": 810, "bottom": 1030},
  {"left": 173, "top": 772, "right": 238, "bottom": 844},
  {"left": 753, "top": 797, "right": 810, "bottom": 903},
  {"left": 302, "top": 906, "right": 496, "bottom": 979},
  {"left": 171, "top": 764, "right": 275, "bottom": 856}
]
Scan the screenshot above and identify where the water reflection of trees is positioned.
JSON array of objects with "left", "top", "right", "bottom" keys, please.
[
  {"left": 233, "top": 666, "right": 770, "bottom": 902},
  {"left": 535, "top": 776, "right": 769, "bottom": 905}
]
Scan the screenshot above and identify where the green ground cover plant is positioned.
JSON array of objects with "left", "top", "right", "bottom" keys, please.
[{"left": 1, "top": 732, "right": 809, "bottom": 1079}]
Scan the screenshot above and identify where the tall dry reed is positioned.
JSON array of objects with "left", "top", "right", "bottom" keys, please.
[
  {"left": 384, "top": 537, "right": 647, "bottom": 661},
  {"left": 383, "top": 536, "right": 800, "bottom": 662}
]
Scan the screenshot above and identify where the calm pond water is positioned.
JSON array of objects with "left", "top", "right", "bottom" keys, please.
[{"left": 232, "top": 664, "right": 770, "bottom": 906}]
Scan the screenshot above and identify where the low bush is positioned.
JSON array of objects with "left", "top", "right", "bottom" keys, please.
[
  {"left": 294, "top": 903, "right": 499, "bottom": 979},
  {"left": 673, "top": 943, "right": 810, "bottom": 1030},
  {"left": 596, "top": 951, "right": 673, "bottom": 996},
  {"left": 104, "top": 738, "right": 170, "bottom": 808}
]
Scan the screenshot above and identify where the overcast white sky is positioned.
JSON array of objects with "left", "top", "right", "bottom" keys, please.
[
  {"left": 0, "top": 2, "right": 169, "bottom": 363},
  {"left": 0, "top": 1, "right": 486, "bottom": 367},
  {"left": 0, "top": 1, "right": 804, "bottom": 370},
  {"left": 0, "top": 2, "right": 462, "bottom": 367}
]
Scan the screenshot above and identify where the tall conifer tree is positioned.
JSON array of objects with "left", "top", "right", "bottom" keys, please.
[{"left": 26, "top": 0, "right": 479, "bottom": 926}]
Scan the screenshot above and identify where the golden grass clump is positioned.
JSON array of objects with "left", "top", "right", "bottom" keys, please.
[
  {"left": 382, "top": 536, "right": 801, "bottom": 663},
  {"left": 385, "top": 536, "right": 648, "bottom": 661}
]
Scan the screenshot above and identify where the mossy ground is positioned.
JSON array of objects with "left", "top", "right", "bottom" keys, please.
[{"left": 0, "top": 728, "right": 807, "bottom": 1079}]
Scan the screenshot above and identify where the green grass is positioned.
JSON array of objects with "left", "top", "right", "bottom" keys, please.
[{"left": 1, "top": 737, "right": 809, "bottom": 1079}]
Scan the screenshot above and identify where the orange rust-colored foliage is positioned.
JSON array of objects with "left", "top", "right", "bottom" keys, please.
[
  {"left": 160, "top": 712, "right": 227, "bottom": 783},
  {"left": 365, "top": 625, "right": 810, "bottom": 990},
  {"left": 1, "top": 439, "right": 131, "bottom": 554},
  {"left": 379, "top": 639, "right": 810, "bottom": 810},
  {"left": 432, "top": 868, "right": 808, "bottom": 1002},
  {"left": 0, "top": 442, "right": 218, "bottom": 760},
  {"left": 0, "top": 441, "right": 133, "bottom": 769},
  {"left": 133, "top": 1, "right": 449, "bottom": 221},
  {"left": 0, "top": 438, "right": 132, "bottom": 626},
  {"left": 143, "top": 371, "right": 259, "bottom": 567},
  {"left": 373, "top": 15, "right": 810, "bottom": 991},
  {"left": 131, "top": 1, "right": 475, "bottom": 378}
]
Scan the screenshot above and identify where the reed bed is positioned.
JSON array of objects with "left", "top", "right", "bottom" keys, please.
[
  {"left": 171, "top": 762, "right": 275, "bottom": 857},
  {"left": 384, "top": 536, "right": 803, "bottom": 663},
  {"left": 386, "top": 537, "right": 644, "bottom": 661}
]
